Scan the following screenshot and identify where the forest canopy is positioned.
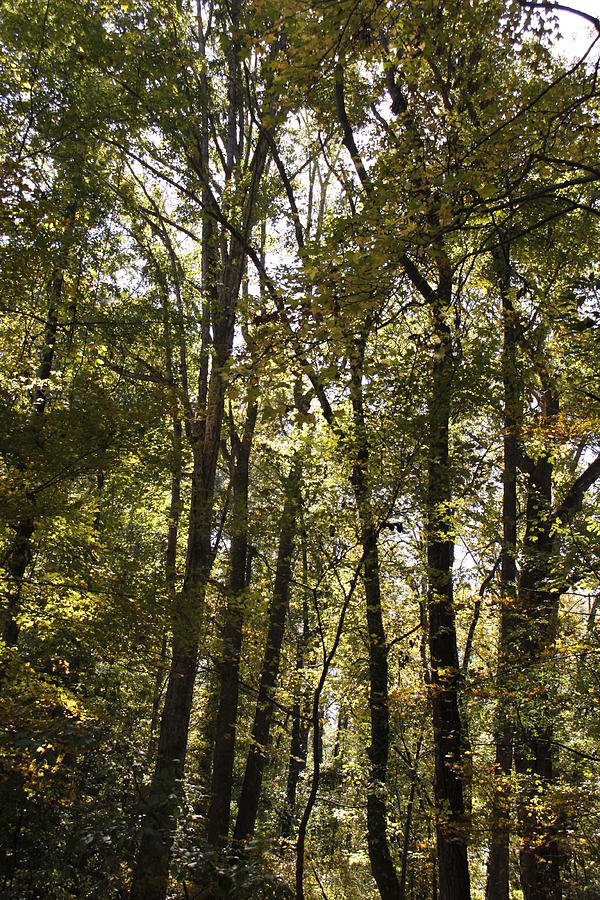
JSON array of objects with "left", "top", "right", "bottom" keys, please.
[{"left": 1, "top": 1, "right": 600, "bottom": 898}]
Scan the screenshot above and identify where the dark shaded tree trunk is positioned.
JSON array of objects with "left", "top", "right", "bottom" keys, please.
[
  {"left": 295, "top": 546, "right": 357, "bottom": 900},
  {"left": 207, "top": 397, "right": 257, "bottom": 847},
  {"left": 150, "top": 290, "right": 183, "bottom": 752},
  {"left": 513, "top": 423, "right": 600, "bottom": 899},
  {"left": 130, "top": 462, "right": 215, "bottom": 900},
  {"left": 196, "top": 661, "right": 221, "bottom": 815},
  {"left": 296, "top": 680, "right": 329, "bottom": 900},
  {"left": 426, "top": 267, "right": 471, "bottom": 900},
  {"left": 131, "top": 179, "right": 236, "bottom": 900},
  {"left": 280, "top": 694, "right": 310, "bottom": 839},
  {"left": 129, "top": 2, "right": 276, "bottom": 884},
  {"left": 295, "top": 694, "right": 322, "bottom": 900},
  {"left": 360, "top": 520, "right": 401, "bottom": 900},
  {"left": 399, "top": 730, "right": 423, "bottom": 900},
  {"left": 150, "top": 633, "right": 168, "bottom": 751},
  {"left": 2, "top": 272, "right": 62, "bottom": 648},
  {"left": 349, "top": 340, "right": 401, "bottom": 900},
  {"left": 233, "top": 453, "right": 302, "bottom": 845},
  {"left": 513, "top": 390, "right": 562, "bottom": 900},
  {"left": 130, "top": 194, "right": 244, "bottom": 893},
  {"left": 486, "top": 242, "right": 519, "bottom": 900},
  {"left": 280, "top": 550, "right": 311, "bottom": 840}
]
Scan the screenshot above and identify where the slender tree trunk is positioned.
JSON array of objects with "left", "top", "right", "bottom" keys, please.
[
  {"left": 281, "top": 699, "right": 310, "bottom": 838},
  {"left": 233, "top": 453, "right": 302, "bottom": 845},
  {"left": 131, "top": 198, "right": 243, "bottom": 893},
  {"left": 486, "top": 243, "right": 519, "bottom": 900},
  {"left": 295, "top": 696, "right": 322, "bottom": 900},
  {"left": 399, "top": 731, "right": 423, "bottom": 900},
  {"left": 130, "top": 453, "right": 215, "bottom": 900},
  {"left": 131, "top": 176, "right": 234, "bottom": 900},
  {"left": 150, "top": 294, "right": 183, "bottom": 751},
  {"left": 150, "top": 633, "right": 168, "bottom": 750},
  {"left": 207, "top": 397, "right": 257, "bottom": 847},
  {"left": 2, "top": 272, "right": 61, "bottom": 647},
  {"left": 360, "top": 520, "right": 401, "bottom": 900},
  {"left": 196, "top": 661, "right": 221, "bottom": 815},
  {"left": 426, "top": 269, "right": 470, "bottom": 900},
  {"left": 130, "top": 2, "right": 276, "bottom": 881},
  {"left": 295, "top": 552, "right": 357, "bottom": 900},
  {"left": 485, "top": 666, "right": 514, "bottom": 900},
  {"left": 349, "top": 341, "right": 401, "bottom": 900},
  {"left": 513, "top": 390, "right": 562, "bottom": 900},
  {"left": 280, "top": 552, "right": 311, "bottom": 840}
]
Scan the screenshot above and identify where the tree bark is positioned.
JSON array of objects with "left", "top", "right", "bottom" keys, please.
[
  {"left": 513, "top": 436, "right": 600, "bottom": 900},
  {"left": 207, "top": 397, "right": 258, "bottom": 847},
  {"left": 129, "top": 2, "right": 277, "bottom": 885},
  {"left": 195, "top": 661, "right": 221, "bottom": 816},
  {"left": 295, "top": 549, "right": 358, "bottom": 900},
  {"left": 131, "top": 159, "right": 234, "bottom": 900},
  {"left": 349, "top": 340, "right": 401, "bottom": 900},
  {"left": 486, "top": 242, "right": 519, "bottom": 900},
  {"left": 513, "top": 390, "right": 562, "bottom": 900},
  {"left": 426, "top": 268, "right": 471, "bottom": 900},
  {"left": 150, "top": 288, "right": 183, "bottom": 752},
  {"left": 130, "top": 457, "right": 215, "bottom": 900},
  {"left": 233, "top": 453, "right": 302, "bottom": 845},
  {"left": 400, "top": 730, "right": 423, "bottom": 900},
  {"left": 280, "top": 544, "right": 311, "bottom": 840},
  {"left": 2, "top": 271, "right": 62, "bottom": 648}
]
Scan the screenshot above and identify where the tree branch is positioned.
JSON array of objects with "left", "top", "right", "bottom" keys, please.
[
  {"left": 334, "top": 63, "right": 373, "bottom": 194},
  {"left": 518, "top": 1, "right": 600, "bottom": 33},
  {"left": 554, "top": 451, "right": 600, "bottom": 524}
]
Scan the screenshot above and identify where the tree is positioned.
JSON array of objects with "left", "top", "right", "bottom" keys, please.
[{"left": 2, "top": 1, "right": 600, "bottom": 898}]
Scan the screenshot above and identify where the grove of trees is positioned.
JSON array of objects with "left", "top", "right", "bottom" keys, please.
[{"left": 1, "top": 1, "right": 600, "bottom": 898}]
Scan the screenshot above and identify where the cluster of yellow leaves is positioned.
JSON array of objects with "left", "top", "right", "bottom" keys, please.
[
  {"left": 519, "top": 413, "right": 600, "bottom": 446},
  {"left": 0, "top": 649, "right": 88, "bottom": 801}
]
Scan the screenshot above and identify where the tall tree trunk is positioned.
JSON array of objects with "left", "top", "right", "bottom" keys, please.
[
  {"left": 295, "top": 547, "right": 358, "bottom": 900},
  {"left": 131, "top": 158, "right": 235, "bottom": 900},
  {"left": 2, "top": 270, "right": 62, "bottom": 647},
  {"left": 131, "top": 179, "right": 245, "bottom": 893},
  {"left": 196, "top": 661, "right": 221, "bottom": 815},
  {"left": 130, "top": 0, "right": 277, "bottom": 883},
  {"left": 400, "top": 730, "right": 423, "bottom": 900},
  {"left": 150, "top": 291, "right": 183, "bottom": 751},
  {"left": 426, "top": 267, "right": 471, "bottom": 900},
  {"left": 513, "top": 390, "right": 562, "bottom": 900},
  {"left": 349, "top": 339, "right": 401, "bottom": 900},
  {"left": 486, "top": 242, "right": 519, "bottom": 900},
  {"left": 233, "top": 453, "right": 302, "bottom": 845},
  {"left": 280, "top": 537, "right": 311, "bottom": 840},
  {"left": 148, "top": 438, "right": 181, "bottom": 751},
  {"left": 207, "top": 397, "right": 258, "bottom": 847},
  {"left": 130, "top": 452, "right": 216, "bottom": 900}
]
